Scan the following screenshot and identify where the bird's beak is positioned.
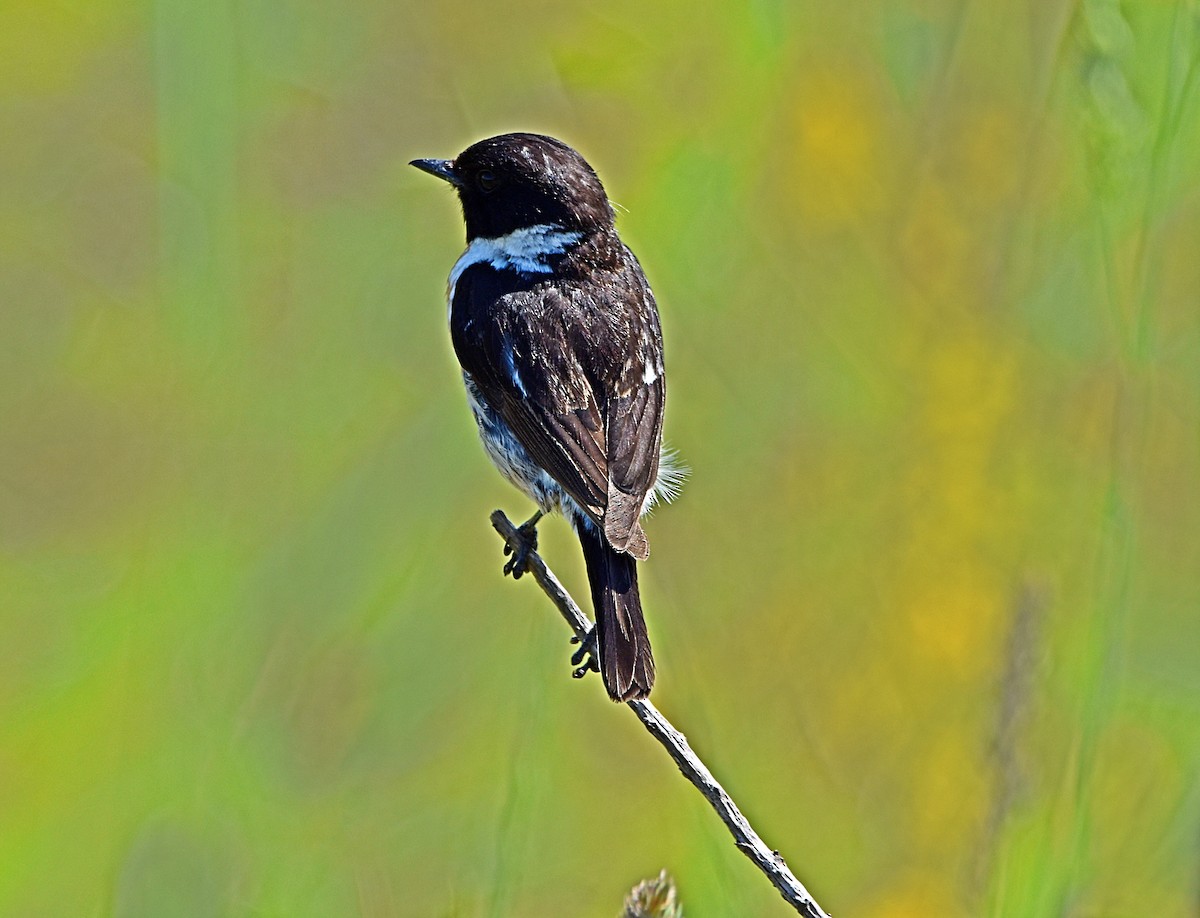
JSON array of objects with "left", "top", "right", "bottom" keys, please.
[{"left": 409, "top": 158, "right": 463, "bottom": 188}]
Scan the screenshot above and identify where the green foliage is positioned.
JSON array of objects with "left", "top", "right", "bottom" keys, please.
[{"left": 1, "top": 1, "right": 1198, "bottom": 916}]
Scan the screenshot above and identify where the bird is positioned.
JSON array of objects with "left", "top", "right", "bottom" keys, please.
[{"left": 411, "top": 133, "right": 683, "bottom": 701}]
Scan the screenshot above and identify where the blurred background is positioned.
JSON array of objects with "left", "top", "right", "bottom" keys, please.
[{"left": 2, "top": 1, "right": 1198, "bottom": 915}]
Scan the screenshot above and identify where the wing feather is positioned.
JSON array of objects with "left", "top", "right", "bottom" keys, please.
[{"left": 451, "top": 257, "right": 664, "bottom": 555}]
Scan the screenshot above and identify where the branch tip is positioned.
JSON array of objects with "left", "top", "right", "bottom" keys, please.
[{"left": 486, "top": 511, "right": 831, "bottom": 917}]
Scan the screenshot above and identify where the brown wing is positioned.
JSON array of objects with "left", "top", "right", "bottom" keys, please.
[
  {"left": 599, "top": 249, "right": 666, "bottom": 557},
  {"left": 603, "top": 369, "right": 663, "bottom": 558}
]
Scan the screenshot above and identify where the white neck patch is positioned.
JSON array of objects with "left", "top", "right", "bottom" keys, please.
[{"left": 447, "top": 224, "right": 583, "bottom": 315}]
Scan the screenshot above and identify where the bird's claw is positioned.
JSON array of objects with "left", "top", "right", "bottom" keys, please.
[
  {"left": 502, "top": 512, "right": 541, "bottom": 579},
  {"left": 570, "top": 627, "right": 600, "bottom": 679}
]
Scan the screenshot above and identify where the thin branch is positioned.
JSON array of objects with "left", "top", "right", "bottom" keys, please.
[{"left": 489, "top": 510, "right": 832, "bottom": 918}]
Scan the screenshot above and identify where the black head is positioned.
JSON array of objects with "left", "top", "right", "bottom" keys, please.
[{"left": 411, "top": 133, "right": 615, "bottom": 241}]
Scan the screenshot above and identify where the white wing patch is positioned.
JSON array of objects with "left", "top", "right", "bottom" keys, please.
[{"left": 502, "top": 344, "right": 528, "bottom": 396}]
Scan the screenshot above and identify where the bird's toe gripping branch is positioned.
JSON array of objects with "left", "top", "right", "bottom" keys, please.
[
  {"left": 570, "top": 627, "right": 600, "bottom": 679},
  {"left": 502, "top": 510, "right": 543, "bottom": 579}
]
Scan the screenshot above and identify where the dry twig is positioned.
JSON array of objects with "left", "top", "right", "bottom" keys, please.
[{"left": 490, "top": 510, "right": 831, "bottom": 918}]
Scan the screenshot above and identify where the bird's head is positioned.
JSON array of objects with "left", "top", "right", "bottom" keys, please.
[{"left": 411, "top": 133, "right": 615, "bottom": 241}]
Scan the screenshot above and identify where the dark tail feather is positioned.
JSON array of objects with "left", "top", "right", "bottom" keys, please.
[{"left": 577, "top": 521, "right": 655, "bottom": 701}]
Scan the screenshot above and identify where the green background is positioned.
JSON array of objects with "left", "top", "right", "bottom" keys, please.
[{"left": 2, "top": 1, "right": 1198, "bottom": 915}]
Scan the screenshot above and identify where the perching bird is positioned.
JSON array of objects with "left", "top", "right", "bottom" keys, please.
[{"left": 411, "top": 133, "right": 682, "bottom": 701}]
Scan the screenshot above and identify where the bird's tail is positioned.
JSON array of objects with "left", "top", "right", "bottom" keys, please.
[{"left": 577, "top": 521, "right": 655, "bottom": 701}]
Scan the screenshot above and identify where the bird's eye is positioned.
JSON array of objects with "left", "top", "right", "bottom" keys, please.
[{"left": 476, "top": 170, "right": 499, "bottom": 192}]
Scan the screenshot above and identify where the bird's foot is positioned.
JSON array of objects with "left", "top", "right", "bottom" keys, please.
[
  {"left": 502, "top": 510, "right": 543, "bottom": 579},
  {"left": 570, "top": 627, "right": 600, "bottom": 679}
]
